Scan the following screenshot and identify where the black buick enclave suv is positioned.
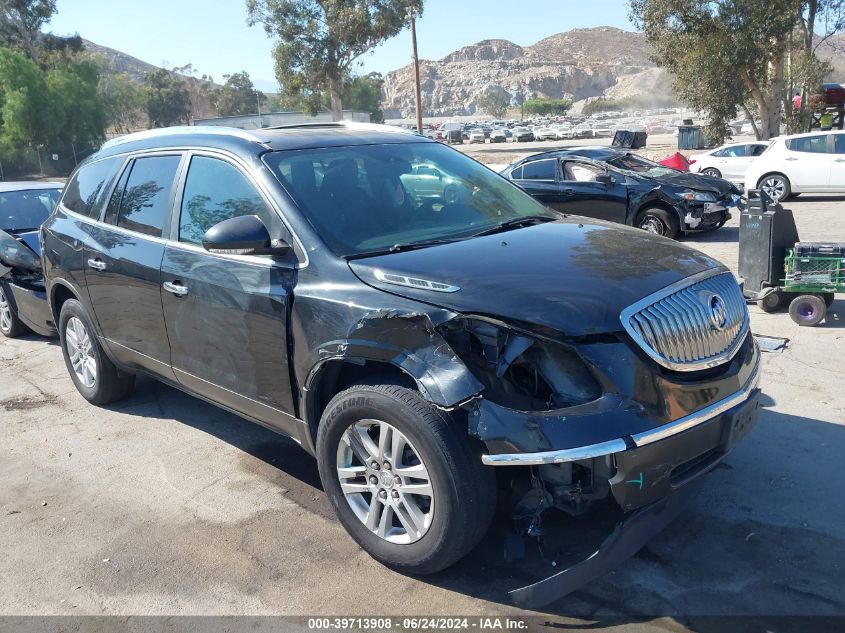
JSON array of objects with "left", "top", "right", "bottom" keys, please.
[{"left": 42, "top": 123, "right": 760, "bottom": 601}]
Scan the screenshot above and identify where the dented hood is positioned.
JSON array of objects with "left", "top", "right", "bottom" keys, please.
[
  {"left": 645, "top": 171, "right": 737, "bottom": 196},
  {"left": 349, "top": 219, "right": 723, "bottom": 336}
]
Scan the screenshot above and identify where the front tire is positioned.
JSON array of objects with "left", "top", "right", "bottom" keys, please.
[
  {"left": 636, "top": 207, "right": 680, "bottom": 239},
  {"left": 317, "top": 384, "right": 495, "bottom": 575},
  {"left": 0, "top": 282, "right": 29, "bottom": 338},
  {"left": 757, "top": 174, "right": 791, "bottom": 203},
  {"left": 59, "top": 299, "right": 135, "bottom": 404},
  {"left": 701, "top": 167, "right": 721, "bottom": 178}
]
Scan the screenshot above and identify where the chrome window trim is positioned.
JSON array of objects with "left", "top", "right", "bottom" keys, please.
[
  {"left": 481, "top": 350, "right": 761, "bottom": 466},
  {"left": 58, "top": 146, "right": 309, "bottom": 269},
  {"left": 619, "top": 267, "right": 750, "bottom": 372}
]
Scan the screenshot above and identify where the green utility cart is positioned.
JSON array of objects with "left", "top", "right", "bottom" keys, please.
[{"left": 758, "top": 243, "right": 844, "bottom": 326}]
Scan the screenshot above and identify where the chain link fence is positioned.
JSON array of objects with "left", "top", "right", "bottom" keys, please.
[{"left": 0, "top": 142, "right": 98, "bottom": 181}]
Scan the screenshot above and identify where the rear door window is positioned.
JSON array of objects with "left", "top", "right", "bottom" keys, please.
[
  {"left": 787, "top": 135, "right": 830, "bottom": 153},
  {"left": 835, "top": 135, "right": 845, "bottom": 154},
  {"left": 61, "top": 156, "right": 124, "bottom": 219},
  {"left": 178, "top": 155, "right": 278, "bottom": 246},
  {"left": 520, "top": 159, "right": 557, "bottom": 181},
  {"left": 114, "top": 155, "right": 181, "bottom": 238}
]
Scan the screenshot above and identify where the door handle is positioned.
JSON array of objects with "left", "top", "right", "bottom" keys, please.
[
  {"left": 162, "top": 281, "right": 189, "bottom": 297},
  {"left": 835, "top": 158, "right": 845, "bottom": 163},
  {"left": 87, "top": 258, "right": 106, "bottom": 271},
  {"left": 785, "top": 157, "right": 798, "bottom": 161},
  {"left": 562, "top": 188, "right": 575, "bottom": 194}
]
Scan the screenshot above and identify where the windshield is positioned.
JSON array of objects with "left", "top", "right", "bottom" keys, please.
[
  {"left": 0, "top": 188, "right": 61, "bottom": 231},
  {"left": 264, "top": 142, "right": 554, "bottom": 257},
  {"left": 606, "top": 153, "right": 677, "bottom": 178}
]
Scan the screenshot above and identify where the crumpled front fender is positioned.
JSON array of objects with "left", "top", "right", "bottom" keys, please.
[{"left": 307, "top": 310, "right": 484, "bottom": 408}]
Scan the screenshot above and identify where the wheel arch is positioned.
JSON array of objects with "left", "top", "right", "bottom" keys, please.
[
  {"left": 49, "top": 280, "right": 81, "bottom": 325},
  {"left": 632, "top": 197, "right": 683, "bottom": 227}
]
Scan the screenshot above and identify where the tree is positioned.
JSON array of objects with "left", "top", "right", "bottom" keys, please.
[
  {"left": 477, "top": 87, "right": 510, "bottom": 118},
  {"left": 342, "top": 72, "right": 384, "bottom": 122},
  {"left": 522, "top": 98, "right": 572, "bottom": 116},
  {"left": 215, "top": 70, "right": 265, "bottom": 117},
  {"left": 143, "top": 69, "right": 191, "bottom": 128},
  {"left": 0, "top": 46, "right": 106, "bottom": 148},
  {"left": 99, "top": 73, "right": 145, "bottom": 134},
  {"left": 0, "top": 0, "right": 55, "bottom": 60},
  {"left": 630, "top": 0, "right": 807, "bottom": 141},
  {"left": 247, "top": 0, "right": 423, "bottom": 121}
]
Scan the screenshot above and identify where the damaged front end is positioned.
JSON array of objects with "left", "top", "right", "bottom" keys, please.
[
  {"left": 436, "top": 313, "right": 761, "bottom": 607},
  {"left": 0, "top": 228, "right": 55, "bottom": 336}
]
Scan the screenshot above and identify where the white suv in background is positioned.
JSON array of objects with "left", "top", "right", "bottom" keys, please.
[
  {"left": 690, "top": 141, "right": 770, "bottom": 185},
  {"left": 744, "top": 130, "right": 845, "bottom": 201}
]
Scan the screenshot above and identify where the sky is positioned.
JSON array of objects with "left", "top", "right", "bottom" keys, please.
[{"left": 46, "top": 0, "right": 636, "bottom": 92}]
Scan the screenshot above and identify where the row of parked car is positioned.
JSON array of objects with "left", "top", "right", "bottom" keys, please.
[{"left": 0, "top": 122, "right": 761, "bottom": 607}]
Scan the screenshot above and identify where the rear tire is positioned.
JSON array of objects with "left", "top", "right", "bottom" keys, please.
[
  {"left": 788, "top": 294, "right": 826, "bottom": 327},
  {"left": 59, "top": 299, "right": 135, "bottom": 404},
  {"left": 0, "top": 282, "right": 30, "bottom": 338},
  {"left": 317, "top": 384, "right": 496, "bottom": 575},
  {"left": 636, "top": 207, "right": 680, "bottom": 239}
]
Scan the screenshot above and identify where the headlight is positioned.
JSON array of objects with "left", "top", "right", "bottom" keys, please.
[
  {"left": 438, "top": 318, "right": 601, "bottom": 411},
  {"left": 680, "top": 190, "right": 717, "bottom": 202}
]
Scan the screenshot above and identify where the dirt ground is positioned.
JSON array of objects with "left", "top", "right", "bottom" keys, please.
[{"left": 1, "top": 157, "right": 844, "bottom": 628}]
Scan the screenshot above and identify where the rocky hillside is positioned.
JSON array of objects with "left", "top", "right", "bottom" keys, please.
[
  {"left": 81, "top": 39, "right": 162, "bottom": 82},
  {"left": 382, "top": 27, "right": 667, "bottom": 118}
]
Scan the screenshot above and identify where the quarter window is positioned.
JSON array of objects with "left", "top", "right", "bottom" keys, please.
[
  {"left": 520, "top": 159, "right": 556, "bottom": 181},
  {"left": 114, "top": 155, "right": 181, "bottom": 238},
  {"left": 61, "top": 156, "right": 124, "bottom": 219},
  {"left": 178, "top": 156, "right": 277, "bottom": 246},
  {"left": 835, "top": 134, "right": 845, "bottom": 154}
]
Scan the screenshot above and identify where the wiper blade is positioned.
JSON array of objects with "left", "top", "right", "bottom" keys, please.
[
  {"left": 468, "top": 215, "right": 556, "bottom": 238},
  {"left": 347, "top": 237, "right": 463, "bottom": 259}
]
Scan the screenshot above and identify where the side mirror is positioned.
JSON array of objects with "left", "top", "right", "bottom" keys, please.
[
  {"left": 596, "top": 173, "right": 614, "bottom": 186},
  {"left": 202, "top": 215, "right": 290, "bottom": 256}
]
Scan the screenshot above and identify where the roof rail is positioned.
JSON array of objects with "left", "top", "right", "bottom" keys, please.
[
  {"left": 100, "top": 126, "right": 271, "bottom": 150},
  {"left": 260, "top": 121, "right": 416, "bottom": 135}
]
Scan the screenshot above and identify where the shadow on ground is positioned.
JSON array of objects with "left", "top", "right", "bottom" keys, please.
[{"left": 112, "top": 378, "right": 845, "bottom": 625}]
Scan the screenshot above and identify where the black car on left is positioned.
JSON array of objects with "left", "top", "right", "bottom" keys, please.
[
  {"left": 502, "top": 147, "right": 742, "bottom": 239},
  {"left": 0, "top": 182, "right": 63, "bottom": 338}
]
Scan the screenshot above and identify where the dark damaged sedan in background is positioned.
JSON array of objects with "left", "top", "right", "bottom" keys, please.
[
  {"left": 503, "top": 147, "right": 742, "bottom": 239},
  {"left": 41, "top": 124, "right": 760, "bottom": 607},
  {"left": 0, "top": 182, "right": 62, "bottom": 338}
]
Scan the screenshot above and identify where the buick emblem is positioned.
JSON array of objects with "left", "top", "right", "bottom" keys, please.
[{"left": 709, "top": 294, "right": 728, "bottom": 330}]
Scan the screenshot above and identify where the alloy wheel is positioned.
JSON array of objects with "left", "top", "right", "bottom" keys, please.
[
  {"left": 336, "top": 419, "right": 434, "bottom": 544},
  {"left": 639, "top": 215, "right": 666, "bottom": 236},
  {"left": 65, "top": 316, "right": 97, "bottom": 388},
  {"left": 761, "top": 176, "right": 786, "bottom": 201},
  {"left": 0, "top": 288, "right": 12, "bottom": 333}
]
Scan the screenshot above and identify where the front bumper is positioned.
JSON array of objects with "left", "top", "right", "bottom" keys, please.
[
  {"left": 681, "top": 194, "right": 741, "bottom": 230},
  {"left": 481, "top": 347, "right": 761, "bottom": 510},
  {"left": 1, "top": 279, "right": 56, "bottom": 337}
]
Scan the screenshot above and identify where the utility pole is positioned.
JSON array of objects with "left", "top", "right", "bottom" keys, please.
[{"left": 410, "top": 12, "right": 423, "bottom": 134}]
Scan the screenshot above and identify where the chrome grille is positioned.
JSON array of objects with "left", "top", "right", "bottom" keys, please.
[{"left": 620, "top": 270, "right": 749, "bottom": 371}]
